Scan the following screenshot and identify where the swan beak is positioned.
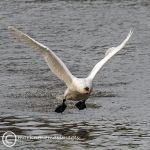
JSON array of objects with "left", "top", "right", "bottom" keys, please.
[{"left": 86, "top": 89, "right": 92, "bottom": 95}]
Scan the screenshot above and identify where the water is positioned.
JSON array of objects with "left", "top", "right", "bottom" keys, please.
[{"left": 0, "top": 0, "right": 150, "bottom": 149}]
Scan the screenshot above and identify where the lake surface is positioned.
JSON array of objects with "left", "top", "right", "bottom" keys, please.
[{"left": 0, "top": 0, "right": 150, "bottom": 149}]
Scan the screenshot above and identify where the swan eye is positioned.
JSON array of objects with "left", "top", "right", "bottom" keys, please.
[{"left": 84, "top": 87, "right": 89, "bottom": 91}]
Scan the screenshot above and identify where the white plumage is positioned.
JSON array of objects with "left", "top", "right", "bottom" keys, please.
[{"left": 8, "top": 26, "right": 133, "bottom": 112}]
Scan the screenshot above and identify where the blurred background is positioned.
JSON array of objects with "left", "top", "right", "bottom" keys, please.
[{"left": 0, "top": 0, "right": 150, "bottom": 149}]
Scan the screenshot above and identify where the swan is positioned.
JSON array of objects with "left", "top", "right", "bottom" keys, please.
[{"left": 8, "top": 26, "right": 133, "bottom": 113}]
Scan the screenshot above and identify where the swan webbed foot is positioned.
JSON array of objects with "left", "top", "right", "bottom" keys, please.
[
  {"left": 75, "top": 100, "right": 86, "bottom": 110},
  {"left": 55, "top": 99, "right": 67, "bottom": 113}
]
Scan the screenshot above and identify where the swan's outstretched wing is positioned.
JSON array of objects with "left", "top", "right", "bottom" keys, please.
[
  {"left": 8, "top": 26, "right": 74, "bottom": 87},
  {"left": 88, "top": 30, "right": 133, "bottom": 80}
]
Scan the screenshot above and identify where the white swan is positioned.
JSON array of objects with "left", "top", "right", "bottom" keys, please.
[{"left": 8, "top": 26, "right": 133, "bottom": 113}]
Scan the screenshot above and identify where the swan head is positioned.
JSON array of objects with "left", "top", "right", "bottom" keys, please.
[
  {"left": 84, "top": 86, "right": 93, "bottom": 95},
  {"left": 73, "top": 78, "right": 93, "bottom": 95}
]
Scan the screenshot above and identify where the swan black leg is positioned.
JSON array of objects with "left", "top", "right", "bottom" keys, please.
[
  {"left": 75, "top": 100, "right": 86, "bottom": 110},
  {"left": 55, "top": 99, "right": 67, "bottom": 113}
]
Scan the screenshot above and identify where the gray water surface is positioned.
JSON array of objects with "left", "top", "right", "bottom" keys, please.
[{"left": 0, "top": 0, "right": 150, "bottom": 149}]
